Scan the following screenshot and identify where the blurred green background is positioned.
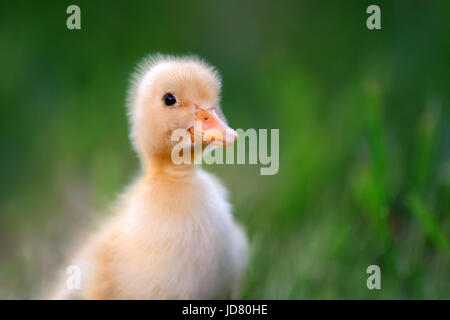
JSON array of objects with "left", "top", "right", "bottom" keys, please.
[{"left": 0, "top": 0, "right": 449, "bottom": 299}]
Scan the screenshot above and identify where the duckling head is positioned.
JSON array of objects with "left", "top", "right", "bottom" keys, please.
[{"left": 128, "top": 54, "right": 237, "bottom": 167}]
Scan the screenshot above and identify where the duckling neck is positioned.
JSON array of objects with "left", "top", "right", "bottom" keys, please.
[{"left": 143, "top": 154, "right": 196, "bottom": 180}]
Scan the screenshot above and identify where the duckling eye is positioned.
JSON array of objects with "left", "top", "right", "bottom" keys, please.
[{"left": 163, "top": 93, "right": 177, "bottom": 106}]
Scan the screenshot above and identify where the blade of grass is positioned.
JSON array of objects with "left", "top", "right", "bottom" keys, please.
[{"left": 407, "top": 193, "right": 448, "bottom": 251}]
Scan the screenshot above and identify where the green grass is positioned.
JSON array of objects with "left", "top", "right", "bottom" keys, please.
[{"left": 0, "top": 0, "right": 449, "bottom": 299}]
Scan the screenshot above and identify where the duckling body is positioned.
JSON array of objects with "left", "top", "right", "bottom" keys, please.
[{"left": 50, "top": 55, "right": 248, "bottom": 299}]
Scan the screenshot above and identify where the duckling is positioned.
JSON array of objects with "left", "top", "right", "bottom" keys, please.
[{"left": 50, "top": 54, "right": 248, "bottom": 300}]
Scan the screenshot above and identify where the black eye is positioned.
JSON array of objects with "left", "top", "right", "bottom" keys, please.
[{"left": 163, "top": 93, "right": 177, "bottom": 106}]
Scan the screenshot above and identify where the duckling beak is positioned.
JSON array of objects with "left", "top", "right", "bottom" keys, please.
[{"left": 188, "top": 107, "right": 238, "bottom": 147}]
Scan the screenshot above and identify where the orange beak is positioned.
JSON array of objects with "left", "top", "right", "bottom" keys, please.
[{"left": 189, "top": 107, "right": 238, "bottom": 147}]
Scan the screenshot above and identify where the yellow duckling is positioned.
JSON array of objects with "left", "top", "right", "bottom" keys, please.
[{"left": 50, "top": 55, "right": 248, "bottom": 299}]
